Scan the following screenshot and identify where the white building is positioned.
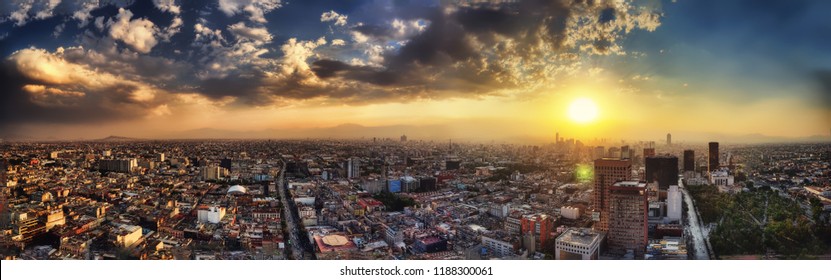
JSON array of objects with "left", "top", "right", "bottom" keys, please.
[
  {"left": 481, "top": 236, "right": 515, "bottom": 258},
  {"left": 560, "top": 206, "right": 581, "bottom": 220},
  {"left": 555, "top": 228, "right": 605, "bottom": 260},
  {"left": 197, "top": 206, "right": 226, "bottom": 224},
  {"left": 667, "top": 185, "right": 682, "bottom": 222},
  {"left": 710, "top": 170, "right": 734, "bottom": 187}
]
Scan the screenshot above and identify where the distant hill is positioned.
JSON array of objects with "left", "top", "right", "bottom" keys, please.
[{"left": 96, "top": 135, "right": 139, "bottom": 142}]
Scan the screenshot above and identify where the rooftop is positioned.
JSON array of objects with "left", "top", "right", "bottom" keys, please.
[
  {"left": 556, "top": 228, "right": 605, "bottom": 246},
  {"left": 612, "top": 181, "right": 646, "bottom": 188}
]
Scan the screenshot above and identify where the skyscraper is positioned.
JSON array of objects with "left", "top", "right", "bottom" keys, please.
[
  {"left": 645, "top": 155, "right": 679, "bottom": 190},
  {"left": 593, "top": 158, "right": 632, "bottom": 232},
  {"left": 708, "top": 142, "right": 719, "bottom": 171},
  {"left": 683, "top": 150, "right": 695, "bottom": 171},
  {"left": 520, "top": 214, "right": 553, "bottom": 250},
  {"left": 608, "top": 181, "right": 648, "bottom": 259},
  {"left": 666, "top": 133, "right": 671, "bottom": 146},
  {"left": 347, "top": 157, "right": 360, "bottom": 178}
]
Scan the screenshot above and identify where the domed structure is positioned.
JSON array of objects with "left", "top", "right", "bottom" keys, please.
[{"left": 227, "top": 185, "right": 247, "bottom": 194}]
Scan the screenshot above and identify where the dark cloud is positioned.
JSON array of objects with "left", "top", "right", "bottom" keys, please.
[
  {"left": 0, "top": 63, "right": 146, "bottom": 127},
  {"left": 311, "top": 0, "right": 585, "bottom": 96}
]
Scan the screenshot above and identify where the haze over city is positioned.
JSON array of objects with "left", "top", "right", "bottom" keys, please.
[{"left": 0, "top": 0, "right": 829, "bottom": 142}]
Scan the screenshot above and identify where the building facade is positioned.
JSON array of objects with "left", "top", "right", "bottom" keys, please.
[
  {"left": 607, "top": 181, "right": 648, "bottom": 259},
  {"left": 593, "top": 158, "right": 632, "bottom": 232},
  {"left": 645, "top": 155, "right": 679, "bottom": 190},
  {"left": 555, "top": 228, "right": 605, "bottom": 260},
  {"left": 683, "top": 150, "right": 695, "bottom": 171},
  {"left": 708, "top": 142, "right": 719, "bottom": 171}
]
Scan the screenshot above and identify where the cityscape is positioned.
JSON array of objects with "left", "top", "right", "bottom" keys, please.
[
  {"left": 1, "top": 0, "right": 830, "bottom": 262},
  {"left": 0, "top": 137, "right": 829, "bottom": 260}
]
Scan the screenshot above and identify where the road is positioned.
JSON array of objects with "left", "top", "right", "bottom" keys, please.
[
  {"left": 679, "top": 178, "right": 711, "bottom": 260},
  {"left": 276, "top": 160, "right": 316, "bottom": 260}
]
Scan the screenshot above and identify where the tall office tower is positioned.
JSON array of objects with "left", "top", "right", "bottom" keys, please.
[
  {"left": 708, "top": 142, "right": 719, "bottom": 171},
  {"left": 0, "top": 191, "right": 9, "bottom": 229},
  {"left": 400, "top": 134, "right": 407, "bottom": 142},
  {"left": 667, "top": 185, "right": 682, "bottom": 222},
  {"left": 347, "top": 157, "right": 360, "bottom": 178},
  {"left": 593, "top": 158, "right": 632, "bottom": 232},
  {"left": 683, "top": 150, "right": 695, "bottom": 171},
  {"left": 643, "top": 148, "right": 655, "bottom": 159},
  {"left": 666, "top": 133, "right": 672, "bottom": 146},
  {"left": 608, "top": 181, "right": 648, "bottom": 259},
  {"left": 645, "top": 155, "right": 679, "bottom": 190},
  {"left": 620, "top": 145, "right": 631, "bottom": 159},
  {"left": 555, "top": 132, "right": 559, "bottom": 143},
  {"left": 157, "top": 153, "right": 165, "bottom": 162},
  {"left": 220, "top": 158, "right": 232, "bottom": 171}
]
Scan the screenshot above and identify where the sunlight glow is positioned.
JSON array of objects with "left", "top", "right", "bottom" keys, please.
[{"left": 567, "top": 97, "right": 599, "bottom": 124}]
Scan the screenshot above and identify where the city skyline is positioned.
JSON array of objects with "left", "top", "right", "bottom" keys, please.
[{"left": 1, "top": 0, "right": 829, "bottom": 141}]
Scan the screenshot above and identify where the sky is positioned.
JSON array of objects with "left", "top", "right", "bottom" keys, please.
[{"left": 0, "top": 0, "right": 829, "bottom": 143}]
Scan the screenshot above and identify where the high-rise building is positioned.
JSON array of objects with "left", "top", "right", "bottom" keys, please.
[
  {"left": 520, "top": 214, "right": 553, "bottom": 249},
  {"left": 0, "top": 191, "right": 9, "bottom": 230},
  {"left": 666, "top": 133, "right": 672, "bottom": 146},
  {"left": 200, "top": 165, "right": 222, "bottom": 181},
  {"left": 645, "top": 155, "right": 679, "bottom": 190},
  {"left": 667, "top": 185, "right": 682, "bottom": 222},
  {"left": 220, "top": 158, "right": 232, "bottom": 171},
  {"left": 157, "top": 153, "right": 165, "bottom": 162},
  {"left": 347, "top": 157, "right": 360, "bottom": 178},
  {"left": 643, "top": 148, "right": 655, "bottom": 159},
  {"left": 708, "top": 142, "right": 719, "bottom": 171},
  {"left": 683, "top": 150, "right": 695, "bottom": 171},
  {"left": 593, "top": 158, "right": 632, "bottom": 232},
  {"left": 607, "top": 181, "right": 648, "bottom": 259},
  {"left": 400, "top": 134, "right": 407, "bottom": 142}
]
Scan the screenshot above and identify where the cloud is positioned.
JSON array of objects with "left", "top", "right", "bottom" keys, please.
[
  {"left": 191, "top": 20, "right": 271, "bottom": 80},
  {"left": 321, "top": 10, "right": 347, "bottom": 26},
  {"left": 5, "top": 0, "right": 60, "bottom": 26},
  {"left": 153, "top": 0, "right": 180, "bottom": 15},
  {"left": 0, "top": 0, "right": 135, "bottom": 27},
  {"left": 22, "top": 84, "right": 86, "bottom": 107},
  {"left": 1, "top": 46, "right": 175, "bottom": 125},
  {"left": 0, "top": 0, "right": 665, "bottom": 126},
  {"left": 308, "top": 0, "right": 663, "bottom": 100},
  {"left": 108, "top": 8, "right": 160, "bottom": 54},
  {"left": 52, "top": 22, "right": 65, "bottom": 38},
  {"left": 227, "top": 21, "right": 272, "bottom": 42},
  {"left": 217, "top": 0, "right": 282, "bottom": 23},
  {"left": 71, "top": 0, "right": 101, "bottom": 27}
]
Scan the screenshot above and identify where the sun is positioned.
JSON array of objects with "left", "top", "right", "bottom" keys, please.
[{"left": 567, "top": 97, "right": 599, "bottom": 124}]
